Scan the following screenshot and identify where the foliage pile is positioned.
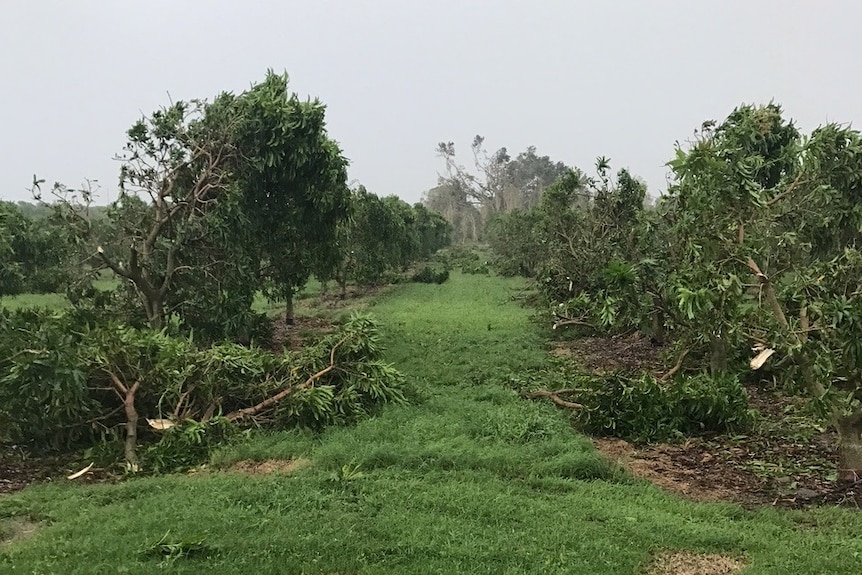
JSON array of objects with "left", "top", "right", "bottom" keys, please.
[
  {"left": 431, "top": 245, "right": 491, "bottom": 275},
  {"left": 574, "top": 372, "right": 754, "bottom": 443},
  {"left": 488, "top": 103, "right": 862, "bottom": 481},
  {"left": 0, "top": 309, "right": 404, "bottom": 472},
  {"left": 410, "top": 265, "right": 449, "bottom": 284}
]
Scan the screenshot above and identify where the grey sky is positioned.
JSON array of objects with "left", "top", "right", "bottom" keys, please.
[{"left": 2, "top": 1, "right": 860, "bottom": 205}]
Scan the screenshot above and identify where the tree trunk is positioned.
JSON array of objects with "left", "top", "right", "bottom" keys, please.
[
  {"left": 650, "top": 295, "right": 665, "bottom": 345},
  {"left": 140, "top": 292, "right": 165, "bottom": 330},
  {"left": 149, "top": 298, "right": 164, "bottom": 330},
  {"left": 709, "top": 335, "right": 727, "bottom": 375},
  {"left": 123, "top": 381, "right": 141, "bottom": 472},
  {"left": 284, "top": 292, "right": 295, "bottom": 326},
  {"left": 837, "top": 415, "right": 862, "bottom": 483}
]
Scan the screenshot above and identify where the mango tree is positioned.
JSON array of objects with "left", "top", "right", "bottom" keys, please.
[
  {"left": 41, "top": 96, "right": 241, "bottom": 330},
  {"left": 666, "top": 105, "right": 862, "bottom": 481},
  {"left": 233, "top": 71, "right": 350, "bottom": 324}
]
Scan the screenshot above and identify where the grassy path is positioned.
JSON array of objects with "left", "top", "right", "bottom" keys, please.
[{"left": 2, "top": 273, "right": 862, "bottom": 573}]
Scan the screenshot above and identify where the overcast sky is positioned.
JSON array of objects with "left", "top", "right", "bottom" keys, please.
[{"left": 2, "top": 1, "right": 861, "bottom": 205}]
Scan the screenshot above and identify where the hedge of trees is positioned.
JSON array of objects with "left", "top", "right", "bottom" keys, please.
[
  {"left": 0, "top": 201, "right": 80, "bottom": 296},
  {"left": 0, "top": 71, "right": 450, "bottom": 471},
  {"left": 487, "top": 104, "right": 862, "bottom": 482}
]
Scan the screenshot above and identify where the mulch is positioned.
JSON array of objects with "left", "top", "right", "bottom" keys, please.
[
  {"left": 564, "top": 334, "right": 861, "bottom": 509},
  {"left": 0, "top": 449, "right": 116, "bottom": 495}
]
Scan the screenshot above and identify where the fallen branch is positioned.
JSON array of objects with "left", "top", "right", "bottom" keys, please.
[
  {"left": 657, "top": 349, "right": 689, "bottom": 382},
  {"left": 552, "top": 312, "right": 595, "bottom": 330},
  {"left": 523, "top": 390, "right": 584, "bottom": 409},
  {"left": 226, "top": 337, "right": 347, "bottom": 422}
]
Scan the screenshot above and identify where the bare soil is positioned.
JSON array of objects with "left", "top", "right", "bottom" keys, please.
[
  {"left": 271, "top": 316, "right": 337, "bottom": 351},
  {"left": 647, "top": 551, "right": 744, "bottom": 575},
  {"left": 0, "top": 448, "right": 117, "bottom": 496},
  {"left": 552, "top": 332, "right": 664, "bottom": 373},
  {"left": 229, "top": 458, "right": 311, "bottom": 475},
  {"left": 270, "top": 284, "right": 394, "bottom": 351}
]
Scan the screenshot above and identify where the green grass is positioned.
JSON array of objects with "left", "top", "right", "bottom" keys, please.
[
  {"left": 2, "top": 272, "right": 862, "bottom": 573},
  {"left": 0, "top": 292, "right": 70, "bottom": 310},
  {"left": 2, "top": 276, "right": 320, "bottom": 315}
]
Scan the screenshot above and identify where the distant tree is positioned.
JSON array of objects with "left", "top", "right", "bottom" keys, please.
[
  {"left": 13, "top": 201, "right": 55, "bottom": 221},
  {"left": 317, "top": 188, "right": 452, "bottom": 295},
  {"left": 422, "top": 180, "right": 482, "bottom": 243},
  {"left": 430, "top": 137, "right": 569, "bottom": 242},
  {"left": 412, "top": 203, "right": 452, "bottom": 259},
  {"left": 0, "top": 201, "right": 75, "bottom": 295},
  {"left": 504, "top": 146, "right": 572, "bottom": 210},
  {"left": 0, "top": 202, "right": 27, "bottom": 296}
]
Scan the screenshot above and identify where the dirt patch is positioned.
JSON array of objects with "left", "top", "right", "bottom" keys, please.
[
  {"left": 591, "top": 383, "right": 862, "bottom": 508},
  {"left": 594, "top": 438, "right": 761, "bottom": 504},
  {"left": 229, "top": 458, "right": 311, "bottom": 475},
  {"left": 0, "top": 517, "right": 40, "bottom": 546},
  {"left": 271, "top": 316, "right": 337, "bottom": 352},
  {"left": 648, "top": 551, "right": 744, "bottom": 575},
  {"left": 553, "top": 333, "right": 664, "bottom": 373},
  {"left": 0, "top": 448, "right": 118, "bottom": 496},
  {"left": 269, "top": 283, "right": 397, "bottom": 352}
]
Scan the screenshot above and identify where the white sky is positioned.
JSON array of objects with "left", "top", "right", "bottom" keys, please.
[{"left": 2, "top": 1, "right": 861, "bottom": 204}]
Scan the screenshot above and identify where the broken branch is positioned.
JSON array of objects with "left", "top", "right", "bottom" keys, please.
[
  {"left": 227, "top": 338, "right": 347, "bottom": 421},
  {"left": 523, "top": 390, "right": 584, "bottom": 409},
  {"left": 657, "top": 349, "right": 689, "bottom": 382},
  {"left": 552, "top": 312, "right": 595, "bottom": 330}
]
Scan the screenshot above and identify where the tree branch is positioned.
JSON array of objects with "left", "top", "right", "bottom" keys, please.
[
  {"left": 657, "top": 349, "right": 689, "bottom": 382},
  {"left": 227, "top": 337, "right": 348, "bottom": 421},
  {"left": 523, "top": 389, "right": 584, "bottom": 409}
]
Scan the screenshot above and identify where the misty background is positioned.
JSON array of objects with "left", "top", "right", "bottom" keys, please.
[{"left": 1, "top": 1, "right": 860, "bottom": 204}]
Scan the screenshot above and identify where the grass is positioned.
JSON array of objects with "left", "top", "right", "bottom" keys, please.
[
  {"left": 2, "top": 272, "right": 862, "bottom": 573},
  {"left": 0, "top": 292, "right": 69, "bottom": 310},
  {"left": 2, "top": 276, "right": 321, "bottom": 316}
]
